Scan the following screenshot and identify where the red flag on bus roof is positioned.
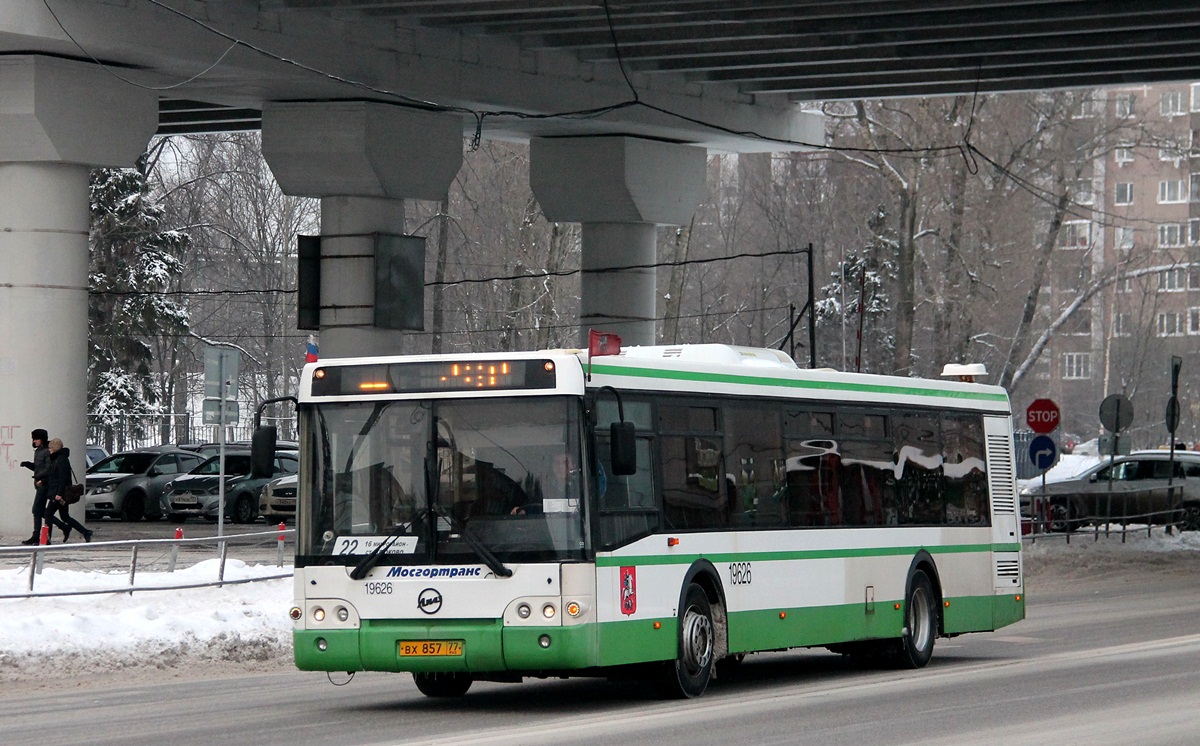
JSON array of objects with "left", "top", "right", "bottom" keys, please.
[{"left": 588, "top": 330, "right": 622, "bottom": 357}]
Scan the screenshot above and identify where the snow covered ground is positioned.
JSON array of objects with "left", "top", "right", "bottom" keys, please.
[
  {"left": 2, "top": 528, "right": 1199, "bottom": 686},
  {"left": 0, "top": 559, "right": 292, "bottom": 683}
]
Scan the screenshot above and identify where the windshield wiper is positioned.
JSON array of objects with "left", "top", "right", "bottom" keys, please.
[
  {"left": 346, "top": 506, "right": 511, "bottom": 579},
  {"left": 348, "top": 528, "right": 408, "bottom": 580},
  {"left": 432, "top": 504, "right": 512, "bottom": 578}
]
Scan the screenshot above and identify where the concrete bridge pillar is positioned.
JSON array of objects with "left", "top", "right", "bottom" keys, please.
[
  {"left": 262, "top": 102, "right": 463, "bottom": 359},
  {"left": 0, "top": 55, "right": 157, "bottom": 537},
  {"left": 530, "top": 137, "right": 707, "bottom": 347}
]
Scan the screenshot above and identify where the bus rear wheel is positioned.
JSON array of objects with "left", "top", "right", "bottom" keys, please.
[
  {"left": 891, "top": 570, "right": 938, "bottom": 669},
  {"left": 659, "top": 584, "right": 715, "bottom": 698},
  {"left": 412, "top": 672, "right": 472, "bottom": 698}
]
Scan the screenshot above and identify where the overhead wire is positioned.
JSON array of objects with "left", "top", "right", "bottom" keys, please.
[
  {"left": 90, "top": 246, "right": 809, "bottom": 296},
  {"left": 89, "top": 302, "right": 797, "bottom": 344}
]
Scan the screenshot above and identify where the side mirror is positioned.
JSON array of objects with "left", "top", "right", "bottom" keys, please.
[
  {"left": 610, "top": 421, "right": 637, "bottom": 476},
  {"left": 251, "top": 426, "right": 278, "bottom": 479}
]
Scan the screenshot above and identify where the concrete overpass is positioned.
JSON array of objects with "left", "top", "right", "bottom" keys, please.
[{"left": 3, "top": 0, "right": 1200, "bottom": 537}]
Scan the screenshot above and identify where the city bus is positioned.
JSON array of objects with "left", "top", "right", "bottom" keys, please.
[{"left": 266, "top": 343, "right": 1023, "bottom": 698}]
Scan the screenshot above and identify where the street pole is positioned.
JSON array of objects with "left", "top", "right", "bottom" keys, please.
[{"left": 217, "top": 355, "right": 226, "bottom": 541}]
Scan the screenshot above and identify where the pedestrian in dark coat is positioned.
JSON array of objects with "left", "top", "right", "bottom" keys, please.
[
  {"left": 43, "top": 438, "right": 92, "bottom": 544},
  {"left": 18, "top": 428, "right": 52, "bottom": 545}
]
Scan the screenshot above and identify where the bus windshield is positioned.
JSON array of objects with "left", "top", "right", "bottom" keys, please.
[{"left": 299, "top": 396, "right": 589, "bottom": 565}]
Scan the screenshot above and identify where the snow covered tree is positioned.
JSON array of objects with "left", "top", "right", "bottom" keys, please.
[
  {"left": 88, "top": 144, "right": 190, "bottom": 449},
  {"left": 816, "top": 206, "right": 895, "bottom": 373}
]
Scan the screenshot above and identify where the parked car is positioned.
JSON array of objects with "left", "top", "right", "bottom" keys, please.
[
  {"left": 1020, "top": 450, "right": 1200, "bottom": 531},
  {"left": 259, "top": 473, "right": 298, "bottom": 524},
  {"left": 84, "top": 449, "right": 207, "bottom": 521},
  {"left": 85, "top": 444, "right": 109, "bottom": 469},
  {"left": 164, "top": 451, "right": 299, "bottom": 523}
]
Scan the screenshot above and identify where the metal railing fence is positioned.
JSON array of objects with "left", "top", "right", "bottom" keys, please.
[
  {"left": 1022, "top": 489, "right": 1189, "bottom": 544},
  {"left": 0, "top": 527, "right": 295, "bottom": 599}
]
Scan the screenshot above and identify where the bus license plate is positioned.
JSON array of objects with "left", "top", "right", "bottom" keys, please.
[{"left": 398, "top": 640, "right": 464, "bottom": 657}]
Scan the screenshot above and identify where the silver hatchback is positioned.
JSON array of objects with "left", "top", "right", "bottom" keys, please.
[{"left": 1021, "top": 450, "right": 1200, "bottom": 531}]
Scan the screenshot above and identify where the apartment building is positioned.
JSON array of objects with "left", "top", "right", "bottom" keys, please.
[{"left": 1034, "top": 82, "right": 1200, "bottom": 448}]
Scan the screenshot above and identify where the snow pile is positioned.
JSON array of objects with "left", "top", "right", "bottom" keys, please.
[{"left": 0, "top": 559, "right": 292, "bottom": 682}]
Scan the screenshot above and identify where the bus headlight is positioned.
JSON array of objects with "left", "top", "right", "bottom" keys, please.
[
  {"left": 517, "top": 603, "right": 531, "bottom": 619},
  {"left": 542, "top": 603, "right": 556, "bottom": 619},
  {"left": 336, "top": 606, "right": 349, "bottom": 622},
  {"left": 313, "top": 607, "right": 326, "bottom": 622}
]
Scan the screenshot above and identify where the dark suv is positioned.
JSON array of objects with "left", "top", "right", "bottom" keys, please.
[
  {"left": 84, "top": 449, "right": 206, "bottom": 521},
  {"left": 1021, "top": 450, "right": 1200, "bottom": 531}
]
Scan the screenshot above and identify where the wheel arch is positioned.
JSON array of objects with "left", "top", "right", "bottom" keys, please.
[{"left": 676, "top": 559, "right": 729, "bottom": 660}]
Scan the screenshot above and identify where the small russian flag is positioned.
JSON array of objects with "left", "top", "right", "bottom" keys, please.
[{"left": 305, "top": 335, "right": 319, "bottom": 363}]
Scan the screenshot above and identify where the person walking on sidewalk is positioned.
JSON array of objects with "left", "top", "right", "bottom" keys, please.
[
  {"left": 18, "top": 428, "right": 52, "bottom": 545},
  {"left": 43, "top": 438, "right": 92, "bottom": 544}
]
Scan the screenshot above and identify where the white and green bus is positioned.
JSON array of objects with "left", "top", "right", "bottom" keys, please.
[{"left": 272, "top": 343, "right": 1023, "bottom": 698}]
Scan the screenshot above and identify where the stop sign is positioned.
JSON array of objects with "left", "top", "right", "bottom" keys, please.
[{"left": 1026, "top": 398, "right": 1060, "bottom": 434}]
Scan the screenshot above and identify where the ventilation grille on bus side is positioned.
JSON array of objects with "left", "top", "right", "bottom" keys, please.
[
  {"left": 986, "top": 434, "right": 1017, "bottom": 515},
  {"left": 995, "top": 559, "right": 1020, "bottom": 578}
]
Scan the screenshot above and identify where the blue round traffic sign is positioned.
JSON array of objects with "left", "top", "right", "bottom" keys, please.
[{"left": 1028, "top": 434, "right": 1058, "bottom": 472}]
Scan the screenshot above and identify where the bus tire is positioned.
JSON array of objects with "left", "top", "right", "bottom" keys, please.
[
  {"left": 659, "top": 583, "right": 715, "bottom": 698},
  {"left": 412, "top": 672, "right": 473, "bottom": 698},
  {"left": 891, "top": 569, "right": 937, "bottom": 669}
]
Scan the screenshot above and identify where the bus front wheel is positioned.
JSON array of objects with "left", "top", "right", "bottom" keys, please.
[
  {"left": 412, "top": 672, "right": 472, "bottom": 698},
  {"left": 659, "top": 583, "right": 715, "bottom": 698}
]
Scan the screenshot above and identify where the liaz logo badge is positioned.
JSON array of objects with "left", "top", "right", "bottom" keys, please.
[
  {"left": 417, "top": 588, "right": 443, "bottom": 615},
  {"left": 619, "top": 566, "right": 636, "bottom": 615}
]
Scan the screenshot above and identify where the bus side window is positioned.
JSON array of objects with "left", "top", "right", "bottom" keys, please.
[
  {"left": 942, "top": 413, "right": 988, "bottom": 526},
  {"left": 724, "top": 404, "right": 785, "bottom": 528},
  {"left": 782, "top": 409, "right": 839, "bottom": 527},
  {"left": 597, "top": 436, "right": 657, "bottom": 549},
  {"left": 894, "top": 411, "right": 945, "bottom": 525},
  {"left": 661, "top": 435, "right": 727, "bottom": 530}
]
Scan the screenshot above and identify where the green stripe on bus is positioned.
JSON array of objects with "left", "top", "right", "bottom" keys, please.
[
  {"left": 588, "top": 363, "right": 1010, "bottom": 403},
  {"left": 596, "top": 542, "right": 1020, "bottom": 567},
  {"left": 596, "top": 592, "right": 1023, "bottom": 665}
]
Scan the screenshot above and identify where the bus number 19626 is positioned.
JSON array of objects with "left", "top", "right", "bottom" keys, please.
[{"left": 729, "top": 562, "right": 752, "bottom": 585}]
